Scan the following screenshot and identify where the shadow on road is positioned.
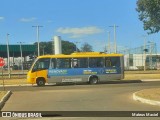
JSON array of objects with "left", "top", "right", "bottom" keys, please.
[{"left": 33, "top": 80, "right": 142, "bottom": 87}]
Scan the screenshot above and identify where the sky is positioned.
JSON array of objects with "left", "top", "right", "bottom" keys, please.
[{"left": 0, "top": 0, "right": 160, "bottom": 53}]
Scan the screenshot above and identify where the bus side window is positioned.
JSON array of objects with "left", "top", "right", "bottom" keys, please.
[
  {"left": 72, "top": 59, "right": 78, "bottom": 68},
  {"left": 105, "top": 57, "right": 120, "bottom": 67},
  {"left": 40, "top": 58, "right": 50, "bottom": 69},
  {"left": 105, "top": 58, "right": 111, "bottom": 67},
  {"left": 73, "top": 58, "right": 88, "bottom": 68},
  {"left": 80, "top": 58, "right": 88, "bottom": 68},
  {"left": 89, "top": 57, "right": 104, "bottom": 68},
  {"left": 73, "top": 60, "right": 79, "bottom": 68},
  {"left": 50, "top": 58, "right": 56, "bottom": 69},
  {"left": 56, "top": 58, "right": 71, "bottom": 68},
  {"left": 110, "top": 57, "right": 120, "bottom": 67}
]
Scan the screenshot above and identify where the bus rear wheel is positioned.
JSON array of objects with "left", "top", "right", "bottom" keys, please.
[
  {"left": 36, "top": 78, "right": 45, "bottom": 86},
  {"left": 89, "top": 76, "right": 98, "bottom": 84}
]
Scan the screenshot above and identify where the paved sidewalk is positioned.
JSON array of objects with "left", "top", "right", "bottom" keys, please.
[{"left": 133, "top": 88, "right": 160, "bottom": 106}]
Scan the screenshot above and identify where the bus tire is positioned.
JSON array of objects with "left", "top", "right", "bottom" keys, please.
[
  {"left": 89, "top": 76, "right": 98, "bottom": 84},
  {"left": 36, "top": 78, "right": 45, "bottom": 86}
]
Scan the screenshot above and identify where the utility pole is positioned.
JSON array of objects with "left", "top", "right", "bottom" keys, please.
[
  {"left": 143, "top": 36, "right": 147, "bottom": 71},
  {"left": 17, "top": 42, "right": 24, "bottom": 73},
  {"left": 109, "top": 24, "right": 119, "bottom": 53},
  {"left": 148, "top": 41, "right": 154, "bottom": 70},
  {"left": 6, "top": 33, "right": 11, "bottom": 78},
  {"left": 107, "top": 31, "right": 111, "bottom": 53},
  {"left": 32, "top": 25, "right": 43, "bottom": 56}
]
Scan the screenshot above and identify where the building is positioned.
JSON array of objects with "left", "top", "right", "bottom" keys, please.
[
  {"left": 124, "top": 54, "right": 160, "bottom": 70},
  {"left": 0, "top": 44, "right": 36, "bottom": 70}
]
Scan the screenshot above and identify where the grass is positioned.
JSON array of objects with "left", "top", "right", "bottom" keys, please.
[
  {"left": 0, "top": 91, "right": 7, "bottom": 100},
  {"left": 0, "top": 78, "right": 27, "bottom": 85},
  {"left": 124, "top": 73, "right": 160, "bottom": 80},
  {"left": 136, "top": 88, "right": 160, "bottom": 101},
  {"left": 124, "top": 70, "right": 160, "bottom": 80}
]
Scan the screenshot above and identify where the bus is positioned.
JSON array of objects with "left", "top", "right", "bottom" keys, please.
[{"left": 27, "top": 52, "right": 124, "bottom": 86}]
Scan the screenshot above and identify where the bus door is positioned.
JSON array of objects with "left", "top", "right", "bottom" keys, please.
[{"left": 48, "top": 58, "right": 71, "bottom": 83}]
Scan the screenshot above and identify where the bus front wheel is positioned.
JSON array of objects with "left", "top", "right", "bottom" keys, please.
[
  {"left": 36, "top": 78, "right": 45, "bottom": 86},
  {"left": 89, "top": 76, "right": 98, "bottom": 84}
]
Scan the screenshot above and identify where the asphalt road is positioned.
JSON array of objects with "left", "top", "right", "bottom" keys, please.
[{"left": 1, "top": 81, "right": 160, "bottom": 120}]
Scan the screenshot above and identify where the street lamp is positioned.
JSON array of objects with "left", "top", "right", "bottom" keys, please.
[
  {"left": 109, "top": 24, "right": 119, "bottom": 53},
  {"left": 107, "top": 31, "right": 111, "bottom": 53},
  {"left": 148, "top": 41, "right": 155, "bottom": 70},
  {"left": 6, "top": 33, "right": 11, "bottom": 78},
  {"left": 17, "top": 42, "right": 24, "bottom": 73},
  {"left": 32, "top": 25, "right": 43, "bottom": 56},
  {"left": 142, "top": 35, "right": 147, "bottom": 71}
]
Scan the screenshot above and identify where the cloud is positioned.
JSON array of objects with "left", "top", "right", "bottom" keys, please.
[
  {"left": 0, "top": 17, "right": 5, "bottom": 21},
  {"left": 47, "top": 20, "right": 53, "bottom": 23},
  {"left": 20, "top": 17, "right": 37, "bottom": 22},
  {"left": 56, "top": 26, "right": 104, "bottom": 38}
]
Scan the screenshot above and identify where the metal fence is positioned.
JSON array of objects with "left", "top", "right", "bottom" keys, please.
[{"left": 119, "top": 43, "right": 160, "bottom": 70}]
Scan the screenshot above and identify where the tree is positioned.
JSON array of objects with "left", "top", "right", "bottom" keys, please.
[
  {"left": 136, "top": 0, "right": 160, "bottom": 34},
  {"left": 80, "top": 42, "right": 93, "bottom": 52},
  {"left": 61, "top": 40, "right": 76, "bottom": 54},
  {"left": 34, "top": 40, "right": 76, "bottom": 55},
  {"left": 34, "top": 41, "right": 53, "bottom": 55},
  {"left": 40, "top": 41, "right": 53, "bottom": 55}
]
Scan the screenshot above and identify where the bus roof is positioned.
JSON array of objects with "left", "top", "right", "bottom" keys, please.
[{"left": 37, "top": 52, "right": 123, "bottom": 59}]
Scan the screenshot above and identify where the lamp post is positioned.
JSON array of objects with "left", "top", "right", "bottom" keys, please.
[
  {"left": 148, "top": 41, "right": 154, "bottom": 70},
  {"left": 107, "top": 31, "right": 111, "bottom": 53},
  {"left": 109, "top": 24, "right": 119, "bottom": 53},
  {"left": 6, "top": 33, "right": 11, "bottom": 78},
  {"left": 143, "top": 36, "right": 147, "bottom": 71},
  {"left": 32, "top": 25, "right": 43, "bottom": 56},
  {"left": 17, "top": 42, "right": 24, "bottom": 73}
]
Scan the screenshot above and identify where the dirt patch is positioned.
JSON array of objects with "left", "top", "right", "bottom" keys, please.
[
  {"left": 124, "top": 73, "right": 160, "bottom": 80},
  {"left": 0, "top": 78, "right": 27, "bottom": 85}
]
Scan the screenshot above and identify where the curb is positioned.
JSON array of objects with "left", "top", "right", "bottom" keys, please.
[
  {"left": 133, "top": 91, "right": 160, "bottom": 106},
  {"left": 0, "top": 84, "right": 34, "bottom": 87},
  {"left": 0, "top": 83, "right": 56, "bottom": 87},
  {"left": 0, "top": 91, "right": 12, "bottom": 110},
  {"left": 141, "top": 79, "right": 160, "bottom": 81}
]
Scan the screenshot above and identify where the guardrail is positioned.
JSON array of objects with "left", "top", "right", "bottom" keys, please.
[{"left": 0, "top": 73, "right": 27, "bottom": 79}]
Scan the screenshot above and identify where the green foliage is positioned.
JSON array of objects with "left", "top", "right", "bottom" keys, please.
[
  {"left": 34, "top": 40, "right": 76, "bottom": 55},
  {"left": 136, "top": 0, "right": 160, "bottom": 34},
  {"left": 62, "top": 41, "right": 76, "bottom": 54},
  {"left": 40, "top": 41, "right": 53, "bottom": 55},
  {"left": 34, "top": 42, "right": 53, "bottom": 55},
  {"left": 80, "top": 42, "right": 93, "bottom": 52}
]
